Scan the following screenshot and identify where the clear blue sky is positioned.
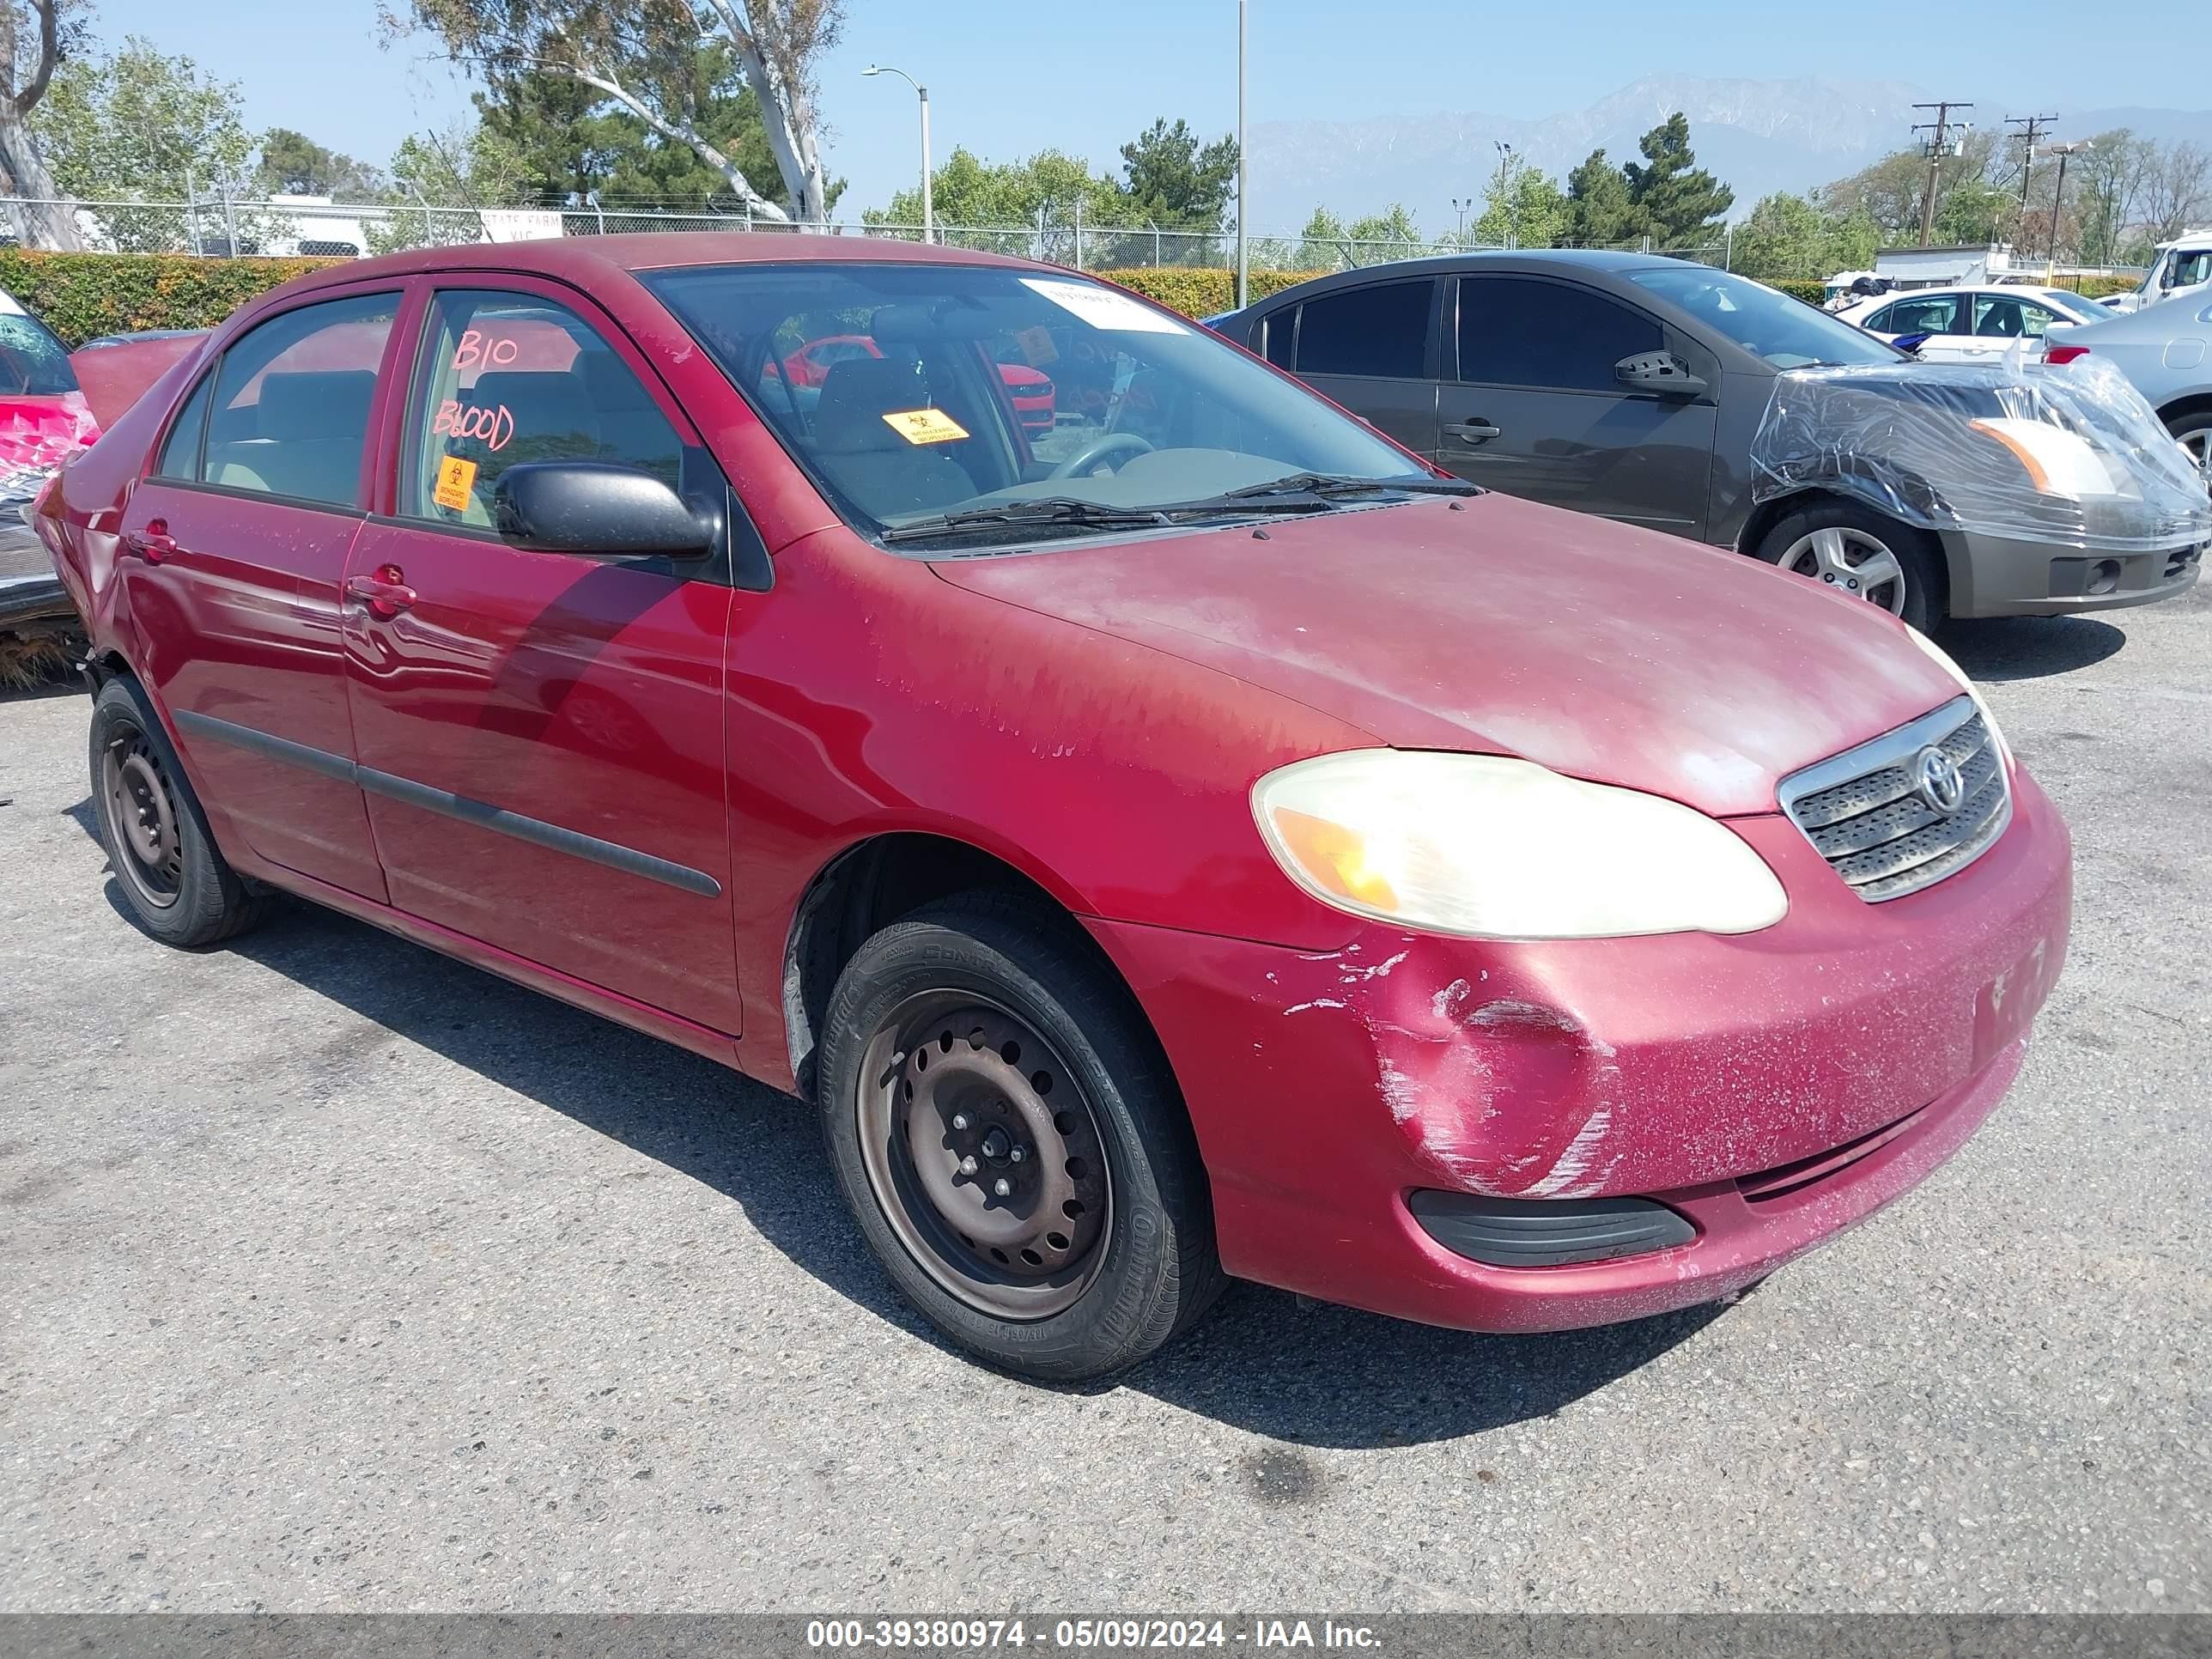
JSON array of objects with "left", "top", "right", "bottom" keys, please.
[{"left": 88, "top": 0, "right": 2212, "bottom": 220}]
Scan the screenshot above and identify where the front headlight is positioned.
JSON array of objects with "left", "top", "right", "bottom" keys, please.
[
  {"left": 1252, "top": 750, "right": 1788, "bottom": 940},
  {"left": 1905, "top": 624, "right": 2013, "bottom": 770},
  {"left": 1968, "top": 417, "right": 2120, "bottom": 498}
]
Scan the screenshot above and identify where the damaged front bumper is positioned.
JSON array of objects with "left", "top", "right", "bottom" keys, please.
[{"left": 1087, "top": 767, "right": 2073, "bottom": 1334}]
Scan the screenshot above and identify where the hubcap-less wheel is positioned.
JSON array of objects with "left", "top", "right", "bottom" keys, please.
[
  {"left": 856, "top": 993, "right": 1112, "bottom": 1319},
  {"left": 2174, "top": 420, "right": 2209, "bottom": 471},
  {"left": 1778, "top": 525, "right": 1909, "bottom": 615},
  {"left": 100, "top": 727, "right": 184, "bottom": 909}
]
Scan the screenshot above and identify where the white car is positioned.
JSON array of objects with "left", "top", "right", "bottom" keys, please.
[
  {"left": 2099, "top": 233, "right": 2212, "bottom": 316},
  {"left": 1835, "top": 285, "right": 2119, "bottom": 362}
]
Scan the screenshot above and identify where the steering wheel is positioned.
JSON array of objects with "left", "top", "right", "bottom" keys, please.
[{"left": 1049, "top": 432, "right": 1155, "bottom": 479}]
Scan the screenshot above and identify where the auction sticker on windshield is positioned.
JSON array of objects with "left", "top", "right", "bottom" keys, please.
[
  {"left": 1020, "top": 277, "right": 1187, "bottom": 334},
  {"left": 882, "top": 408, "right": 970, "bottom": 445}
]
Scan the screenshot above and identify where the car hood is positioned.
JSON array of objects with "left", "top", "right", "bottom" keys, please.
[{"left": 929, "top": 491, "right": 1963, "bottom": 817}]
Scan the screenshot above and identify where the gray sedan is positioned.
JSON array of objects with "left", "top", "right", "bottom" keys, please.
[
  {"left": 1212, "top": 252, "right": 2203, "bottom": 628},
  {"left": 2044, "top": 298, "right": 2212, "bottom": 468}
]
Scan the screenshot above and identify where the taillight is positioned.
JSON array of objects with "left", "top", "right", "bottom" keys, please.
[{"left": 2045, "top": 344, "right": 2092, "bottom": 365}]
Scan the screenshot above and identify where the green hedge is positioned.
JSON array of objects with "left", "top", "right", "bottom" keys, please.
[
  {"left": 0, "top": 251, "right": 342, "bottom": 348},
  {"left": 1768, "top": 279, "right": 1828, "bottom": 306},
  {"left": 1096, "top": 266, "right": 1332, "bottom": 318}
]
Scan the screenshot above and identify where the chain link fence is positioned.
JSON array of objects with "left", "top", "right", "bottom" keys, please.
[{"left": 8, "top": 196, "right": 1730, "bottom": 274}]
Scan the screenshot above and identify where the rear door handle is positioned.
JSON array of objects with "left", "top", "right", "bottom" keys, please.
[
  {"left": 343, "top": 566, "right": 416, "bottom": 620},
  {"left": 125, "top": 521, "right": 178, "bottom": 562},
  {"left": 1445, "top": 422, "right": 1502, "bottom": 445}
]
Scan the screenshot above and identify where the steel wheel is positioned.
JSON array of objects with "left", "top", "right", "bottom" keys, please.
[
  {"left": 1777, "top": 524, "right": 1909, "bottom": 615},
  {"left": 855, "top": 991, "right": 1112, "bottom": 1320},
  {"left": 100, "top": 721, "right": 185, "bottom": 910}
]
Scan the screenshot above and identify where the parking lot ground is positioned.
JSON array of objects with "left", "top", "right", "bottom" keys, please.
[{"left": 3, "top": 586, "right": 2208, "bottom": 1613}]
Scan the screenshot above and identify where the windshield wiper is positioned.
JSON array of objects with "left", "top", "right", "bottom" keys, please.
[
  {"left": 1180, "top": 471, "right": 1485, "bottom": 508},
  {"left": 879, "top": 497, "right": 1182, "bottom": 544}
]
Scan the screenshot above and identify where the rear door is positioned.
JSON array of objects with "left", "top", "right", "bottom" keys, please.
[
  {"left": 1865, "top": 292, "right": 1972, "bottom": 358},
  {"left": 1442, "top": 274, "right": 1717, "bottom": 537},
  {"left": 1277, "top": 276, "right": 1441, "bottom": 463},
  {"left": 339, "top": 278, "right": 744, "bottom": 1034},
  {"left": 113, "top": 288, "right": 404, "bottom": 900}
]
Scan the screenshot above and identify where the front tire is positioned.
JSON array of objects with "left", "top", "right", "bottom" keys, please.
[
  {"left": 1755, "top": 501, "right": 1942, "bottom": 631},
  {"left": 816, "top": 895, "right": 1223, "bottom": 1381},
  {"left": 88, "top": 678, "right": 271, "bottom": 948}
]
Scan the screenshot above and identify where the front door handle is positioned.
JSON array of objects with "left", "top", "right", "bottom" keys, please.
[
  {"left": 125, "top": 520, "right": 178, "bottom": 562},
  {"left": 343, "top": 565, "right": 417, "bottom": 620},
  {"left": 1445, "top": 421, "right": 1502, "bottom": 445}
]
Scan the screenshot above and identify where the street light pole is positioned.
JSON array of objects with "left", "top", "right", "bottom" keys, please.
[
  {"left": 1236, "top": 0, "right": 1249, "bottom": 309},
  {"left": 865, "top": 65, "right": 933, "bottom": 244}
]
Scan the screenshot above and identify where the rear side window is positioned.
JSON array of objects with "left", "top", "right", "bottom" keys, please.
[
  {"left": 1294, "top": 281, "right": 1432, "bottom": 380},
  {"left": 1874, "top": 294, "right": 1962, "bottom": 337},
  {"left": 403, "top": 289, "right": 685, "bottom": 527},
  {"left": 0, "top": 309, "right": 78, "bottom": 396},
  {"left": 1457, "top": 277, "right": 1663, "bottom": 391},
  {"left": 201, "top": 293, "right": 398, "bottom": 507},
  {"left": 154, "top": 374, "right": 213, "bottom": 480}
]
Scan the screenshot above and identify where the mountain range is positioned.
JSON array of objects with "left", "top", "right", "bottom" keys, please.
[{"left": 1246, "top": 76, "right": 2212, "bottom": 234}]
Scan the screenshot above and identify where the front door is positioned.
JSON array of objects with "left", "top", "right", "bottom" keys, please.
[
  {"left": 115, "top": 288, "right": 404, "bottom": 900},
  {"left": 1278, "top": 276, "right": 1441, "bottom": 463},
  {"left": 339, "top": 282, "right": 743, "bottom": 1033},
  {"left": 1442, "top": 275, "right": 1717, "bottom": 538}
]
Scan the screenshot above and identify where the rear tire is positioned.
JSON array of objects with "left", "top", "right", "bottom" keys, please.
[
  {"left": 1755, "top": 500, "right": 1942, "bottom": 631},
  {"left": 88, "top": 678, "right": 272, "bottom": 948},
  {"left": 816, "top": 894, "right": 1224, "bottom": 1381}
]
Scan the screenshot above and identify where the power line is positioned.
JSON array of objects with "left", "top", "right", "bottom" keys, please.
[
  {"left": 1911, "top": 100, "right": 1974, "bottom": 246},
  {"left": 2007, "top": 113, "right": 2058, "bottom": 216}
]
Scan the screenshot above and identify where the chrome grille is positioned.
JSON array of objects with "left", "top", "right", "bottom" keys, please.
[{"left": 1778, "top": 696, "right": 2012, "bottom": 902}]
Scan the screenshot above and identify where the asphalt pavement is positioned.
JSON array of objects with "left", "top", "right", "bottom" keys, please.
[{"left": 2, "top": 586, "right": 2207, "bottom": 1613}]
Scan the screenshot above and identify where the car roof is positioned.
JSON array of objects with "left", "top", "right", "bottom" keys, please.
[
  {"left": 267, "top": 231, "right": 1048, "bottom": 302},
  {"left": 1224, "top": 248, "right": 1684, "bottom": 313}
]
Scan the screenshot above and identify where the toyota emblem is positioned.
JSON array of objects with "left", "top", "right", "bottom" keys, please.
[{"left": 1913, "top": 744, "right": 1966, "bottom": 814}]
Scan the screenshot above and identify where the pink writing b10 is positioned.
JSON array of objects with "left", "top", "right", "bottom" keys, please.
[
  {"left": 434, "top": 399, "right": 514, "bottom": 452},
  {"left": 453, "top": 330, "right": 521, "bottom": 370}
]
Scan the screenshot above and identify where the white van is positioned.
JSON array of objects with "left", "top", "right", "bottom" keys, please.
[{"left": 2104, "top": 233, "right": 2212, "bottom": 314}]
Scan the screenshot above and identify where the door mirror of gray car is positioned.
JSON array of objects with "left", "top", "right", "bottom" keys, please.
[
  {"left": 492, "top": 462, "right": 714, "bottom": 561},
  {"left": 1613, "top": 350, "right": 1707, "bottom": 398}
]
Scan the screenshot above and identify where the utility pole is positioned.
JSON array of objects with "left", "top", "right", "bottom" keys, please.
[
  {"left": 1911, "top": 100, "right": 1972, "bottom": 246},
  {"left": 2007, "top": 112, "right": 2057, "bottom": 246},
  {"left": 2043, "top": 140, "right": 2093, "bottom": 283}
]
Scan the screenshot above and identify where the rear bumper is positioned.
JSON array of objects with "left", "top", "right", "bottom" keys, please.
[
  {"left": 1087, "top": 767, "right": 2072, "bottom": 1334},
  {"left": 0, "top": 519, "right": 75, "bottom": 631},
  {"left": 1945, "top": 526, "right": 2203, "bottom": 617}
]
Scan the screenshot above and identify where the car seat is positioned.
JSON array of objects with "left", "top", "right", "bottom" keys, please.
[
  {"left": 809, "top": 357, "right": 976, "bottom": 520},
  {"left": 208, "top": 370, "right": 377, "bottom": 505}
]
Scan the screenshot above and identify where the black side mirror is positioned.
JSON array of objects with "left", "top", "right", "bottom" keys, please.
[
  {"left": 1614, "top": 350, "right": 1707, "bottom": 398},
  {"left": 492, "top": 462, "right": 713, "bottom": 560}
]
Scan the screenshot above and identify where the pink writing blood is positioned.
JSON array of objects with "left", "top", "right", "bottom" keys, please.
[
  {"left": 452, "top": 330, "right": 522, "bottom": 371},
  {"left": 432, "top": 399, "right": 514, "bottom": 452}
]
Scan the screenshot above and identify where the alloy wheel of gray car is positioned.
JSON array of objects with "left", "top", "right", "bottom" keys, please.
[
  {"left": 2170, "top": 416, "right": 2210, "bottom": 471},
  {"left": 1775, "top": 525, "right": 1910, "bottom": 617}
]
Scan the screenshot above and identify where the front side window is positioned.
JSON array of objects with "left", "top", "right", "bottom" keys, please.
[
  {"left": 404, "top": 289, "right": 685, "bottom": 526},
  {"left": 1627, "top": 266, "right": 1899, "bottom": 369},
  {"left": 1973, "top": 295, "right": 2057, "bottom": 339},
  {"left": 202, "top": 293, "right": 398, "bottom": 507},
  {"left": 1458, "top": 277, "right": 1662, "bottom": 392},
  {"left": 1293, "top": 281, "right": 1432, "bottom": 379},
  {"left": 645, "top": 262, "right": 1430, "bottom": 549}
]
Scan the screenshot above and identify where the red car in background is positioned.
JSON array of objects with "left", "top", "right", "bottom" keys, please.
[
  {"left": 0, "top": 292, "right": 101, "bottom": 680},
  {"left": 37, "top": 236, "right": 2071, "bottom": 1381},
  {"left": 775, "top": 330, "right": 1056, "bottom": 437}
]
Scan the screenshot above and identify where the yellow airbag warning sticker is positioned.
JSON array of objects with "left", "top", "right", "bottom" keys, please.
[
  {"left": 882, "top": 407, "right": 969, "bottom": 445},
  {"left": 432, "top": 455, "right": 478, "bottom": 512}
]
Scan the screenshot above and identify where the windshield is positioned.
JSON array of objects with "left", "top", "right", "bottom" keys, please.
[
  {"left": 1627, "top": 266, "right": 1899, "bottom": 369},
  {"left": 0, "top": 308, "right": 79, "bottom": 397},
  {"left": 2041, "top": 290, "right": 2118, "bottom": 325},
  {"left": 645, "top": 262, "right": 1431, "bottom": 546}
]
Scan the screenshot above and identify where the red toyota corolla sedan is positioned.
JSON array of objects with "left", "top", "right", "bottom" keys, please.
[{"left": 36, "top": 236, "right": 2073, "bottom": 1380}]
